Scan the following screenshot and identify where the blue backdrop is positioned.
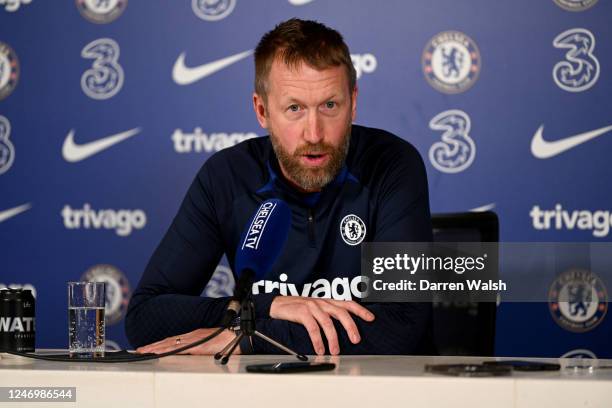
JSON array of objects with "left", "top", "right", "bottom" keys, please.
[{"left": 1, "top": 0, "right": 610, "bottom": 357}]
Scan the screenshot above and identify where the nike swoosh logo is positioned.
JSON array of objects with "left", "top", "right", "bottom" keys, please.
[
  {"left": 531, "top": 124, "right": 612, "bottom": 159},
  {"left": 289, "top": 0, "right": 314, "bottom": 5},
  {"left": 172, "top": 50, "right": 253, "bottom": 85},
  {"left": 0, "top": 203, "right": 32, "bottom": 223},
  {"left": 62, "top": 128, "right": 141, "bottom": 163}
]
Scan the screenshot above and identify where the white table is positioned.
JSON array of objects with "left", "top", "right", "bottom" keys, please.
[{"left": 1, "top": 352, "right": 611, "bottom": 408}]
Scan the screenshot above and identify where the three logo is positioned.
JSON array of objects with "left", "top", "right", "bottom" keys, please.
[
  {"left": 81, "top": 38, "right": 124, "bottom": 100},
  {"left": 553, "top": 28, "right": 599, "bottom": 92},
  {"left": 0, "top": 116, "right": 15, "bottom": 175},
  {"left": 428, "top": 110, "right": 475, "bottom": 174}
]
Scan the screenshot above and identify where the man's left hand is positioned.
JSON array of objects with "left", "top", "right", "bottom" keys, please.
[{"left": 135, "top": 328, "right": 239, "bottom": 355}]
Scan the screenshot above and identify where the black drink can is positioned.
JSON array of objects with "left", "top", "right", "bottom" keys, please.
[{"left": 0, "top": 288, "right": 35, "bottom": 352}]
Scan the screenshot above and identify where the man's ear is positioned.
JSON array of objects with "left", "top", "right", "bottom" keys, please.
[
  {"left": 253, "top": 93, "right": 268, "bottom": 129},
  {"left": 351, "top": 85, "right": 358, "bottom": 122}
]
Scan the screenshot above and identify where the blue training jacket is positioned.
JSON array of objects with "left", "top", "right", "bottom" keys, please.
[{"left": 126, "top": 124, "right": 435, "bottom": 354}]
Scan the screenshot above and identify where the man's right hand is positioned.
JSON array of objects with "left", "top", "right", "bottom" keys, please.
[{"left": 269, "top": 296, "right": 375, "bottom": 355}]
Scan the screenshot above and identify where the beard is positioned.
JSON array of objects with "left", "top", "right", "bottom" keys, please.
[{"left": 269, "top": 123, "right": 351, "bottom": 192}]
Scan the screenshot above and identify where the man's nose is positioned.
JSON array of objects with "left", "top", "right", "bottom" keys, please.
[{"left": 303, "top": 110, "right": 323, "bottom": 144}]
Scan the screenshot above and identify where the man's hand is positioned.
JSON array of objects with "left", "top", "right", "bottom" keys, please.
[
  {"left": 135, "top": 328, "right": 239, "bottom": 355},
  {"left": 269, "top": 296, "right": 375, "bottom": 355}
]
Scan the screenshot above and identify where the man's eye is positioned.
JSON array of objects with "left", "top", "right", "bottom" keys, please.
[
  {"left": 288, "top": 104, "right": 300, "bottom": 112},
  {"left": 325, "top": 101, "right": 336, "bottom": 109}
]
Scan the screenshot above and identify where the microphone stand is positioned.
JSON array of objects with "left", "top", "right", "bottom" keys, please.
[{"left": 214, "top": 294, "right": 308, "bottom": 365}]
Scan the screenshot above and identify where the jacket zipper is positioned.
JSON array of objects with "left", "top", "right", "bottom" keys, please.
[{"left": 307, "top": 208, "right": 315, "bottom": 247}]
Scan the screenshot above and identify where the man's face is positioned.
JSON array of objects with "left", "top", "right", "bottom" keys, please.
[{"left": 253, "top": 59, "right": 357, "bottom": 192}]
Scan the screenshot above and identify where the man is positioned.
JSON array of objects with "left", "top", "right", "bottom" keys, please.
[{"left": 127, "top": 18, "right": 433, "bottom": 355}]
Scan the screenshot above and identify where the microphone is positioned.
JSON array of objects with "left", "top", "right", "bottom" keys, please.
[{"left": 222, "top": 199, "right": 291, "bottom": 326}]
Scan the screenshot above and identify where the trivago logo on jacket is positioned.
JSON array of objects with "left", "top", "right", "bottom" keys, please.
[{"left": 252, "top": 273, "right": 369, "bottom": 300}]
